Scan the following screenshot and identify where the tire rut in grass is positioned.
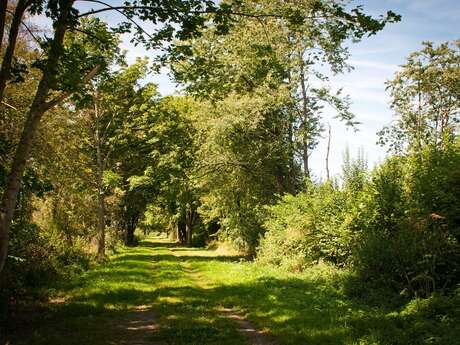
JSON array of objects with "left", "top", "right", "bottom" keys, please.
[
  {"left": 173, "top": 249, "right": 278, "bottom": 345},
  {"left": 151, "top": 246, "right": 245, "bottom": 345}
]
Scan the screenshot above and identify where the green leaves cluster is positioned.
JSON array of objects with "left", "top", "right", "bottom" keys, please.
[
  {"left": 162, "top": 0, "right": 398, "bottom": 250},
  {"left": 258, "top": 153, "right": 368, "bottom": 270}
]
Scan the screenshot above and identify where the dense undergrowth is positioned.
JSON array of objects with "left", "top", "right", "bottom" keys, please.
[
  {"left": 0, "top": 219, "right": 93, "bottom": 327},
  {"left": 258, "top": 144, "right": 460, "bottom": 298},
  {"left": 2, "top": 144, "right": 460, "bottom": 345}
]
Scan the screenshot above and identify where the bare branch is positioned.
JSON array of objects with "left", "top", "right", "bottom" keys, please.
[
  {"left": 69, "top": 26, "right": 108, "bottom": 44},
  {"left": 1, "top": 100, "right": 18, "bottom": 110},
  {"left": 75, "top": 3, "right": 284, "bottom": 20},
  {"left": 5, "top": 8, "right": 41, "bottom": 45}
]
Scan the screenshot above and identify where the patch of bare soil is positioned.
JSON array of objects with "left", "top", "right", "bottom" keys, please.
[
  {"left": 220, "top": 308, "right": 278, "bottom": 345},
  {"left": 108, "top": 305, "right": 160, "bottom": 345}
]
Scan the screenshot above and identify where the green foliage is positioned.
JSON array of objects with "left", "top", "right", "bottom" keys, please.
[
  {"left": 259, "top": 142, "right": 460, "bottom": 297},
  {"left": 170, "top": 0, "right": 398, "bottom": 180},
  {"left": 195, "top": 91, "right": 295, "bottom": 253},
  {"left": 1, "top": 217, "right": 91, "bottom": 304},
  {"left": 258, "top": 40, "right": 459, "bottom": 299},
  {"left": 56, "top": 18, "right": 120, "bottom": 94},
  {"left": 258, "top": 151, "right": 369, "bottom": 270},
  {"left": 116, "top": 94, "right": 200, "bottom": 244},
  {"left": 6, "top": 4, "right": 460, "bottom": 343},
  {"left": 258, "top": 185, "right": 336, "bottom": 270},
  {"left": 164, "top": 0, "right": 399, "bottom": 251}
]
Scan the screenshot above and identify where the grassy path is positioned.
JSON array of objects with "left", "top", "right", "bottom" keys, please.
[
  {"left": 8, "top": 236, "right": 460, "bottom": 345},
  {"left": 8, "top": 238, "right": 250, "bottom": 345}
]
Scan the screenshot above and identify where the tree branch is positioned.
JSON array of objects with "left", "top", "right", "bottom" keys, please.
[
  {"left": 44, "top": 64, "right": 101, "bottom": 110},
  {"left": 77, "top": 0, "right": 153, "bottom": 40},
  {"left": 1, "top": 100, "right": 18, "bottom": 110},
  {"left": 69, "top": 26, "right": 109, "bottom": 44}
]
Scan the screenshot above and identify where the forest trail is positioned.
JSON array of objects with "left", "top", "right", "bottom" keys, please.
[
  {"left": 8, "top": 235, "right": 449, "bottom": 345},
  {"left": 7, "top": 237, "right": 276, "bottom": 345}
]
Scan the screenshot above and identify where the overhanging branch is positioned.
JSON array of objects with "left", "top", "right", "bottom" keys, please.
[
  {"left": 77, "top": 0, "right": 153, "bottom": 40},
  {"left": 75, "top": 3, "right": 284, "bottom": 20},
  {"left": 5, "top": 9, "right": 41, "bottom": 46}
]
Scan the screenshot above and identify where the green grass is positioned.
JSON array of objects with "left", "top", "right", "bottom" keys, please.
[{"left": 7, "top": 236, "right": 460, "bottom": 345}]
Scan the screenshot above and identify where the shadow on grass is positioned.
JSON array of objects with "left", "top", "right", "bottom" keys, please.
[
  {"left": 9, "top": 306, "right": 162, "bottom": 345},
  {"left": 147, "top": 272, "right": 459, "bottom": 344},
  {"left": 141, "top": 240, "right": 178, "bottom": 248}
]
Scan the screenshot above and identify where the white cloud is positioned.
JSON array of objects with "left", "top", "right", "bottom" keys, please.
[
  {"left": 348, "top": 59, "right": 399, "bottom": 72},
  {"left": 407, "top": 0, "right": 460, "bottom": 21}
]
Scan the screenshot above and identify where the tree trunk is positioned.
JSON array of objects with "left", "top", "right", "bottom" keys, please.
[
  {"left": 285, "top": 70, "right": 296, "bottom": 193},
  {"left": 326, "top": 123, "right": 331, "bottom": 181},
  {"left": 124, "top": 215, "right": 137, "bottom": 246},
  {"left": 177, "top": 218, "right": 186, "bottom": 244},
  {"left": 185, "top": 207, "right": 195, "bottom": 247},
  {"left": 0, "top": 0, "right": 27, "bottom": 101},
  {"left": 416, "top": 84, "right": 423, "bottom": 151},
  {"left": 299, "top": 51, "right": 310, "bottom": 179},
  {"left": 0, "top": 1, "right": 74, "bottom": 274},
  {"left": 125, "top": 221, "right": 135, "bottom": 246},
  {"left": 96, "top": 150, "right": 106, "bottom": 259},
  {"left": 302, "top": 139, "right": 309, "bottom": 178},
  {"left": 185, "top": 221, "right": 192, "bottom": 247},
  {"left": 0, "top": 0, "right": 8, "bottom": 52},
  {"left": 176, "top": 222, "right": 182, "bottom": 243},
  {"left": 95, "top": 96, "right": 106, "bottom": 259}
]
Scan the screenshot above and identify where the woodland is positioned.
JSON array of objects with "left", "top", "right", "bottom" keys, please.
[{"left": 0, "top": 1, "right": 459, "bottom": 344}]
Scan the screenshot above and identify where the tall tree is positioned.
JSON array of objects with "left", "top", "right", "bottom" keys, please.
[
  {"left": 379, "top": 40, "right": 460, "bottom": 152},
  {"left": 122, "top": 96, "right": 199, "bottom": 246},
  {"left": 194, "top": 92, "right": 295, "bottom": 253},
  {"left": 75, "top": 58, "right": 150, "bottom": 257},
  {"left": 171, "top": 0, "right": 399, "bottom": 180},
  {"left": 0, "top": 0, "right": 35, "bottom": 101},
  {"left": 0, "top": 11, "right": 117, "bottom": 273}
]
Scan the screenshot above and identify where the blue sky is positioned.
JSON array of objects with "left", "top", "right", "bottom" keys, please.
[
  {"left": 34, "top": 0, "right": 460, "bottom": 178},
  {"left": 308, "top": 0, "right": 460, "bottom": 177}
]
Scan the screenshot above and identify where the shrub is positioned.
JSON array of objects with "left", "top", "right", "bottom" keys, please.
[
  {"left": 257, "top": 181, "right": 357, "bottom": 270},
  {"left": 354, "top": 146, "right": 460, "bottom": 296},
  {"left": 0, "top": 218, "right": 92, "bottom": 307}
]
